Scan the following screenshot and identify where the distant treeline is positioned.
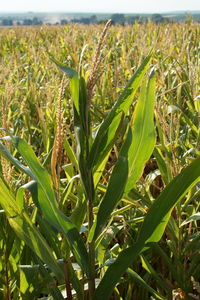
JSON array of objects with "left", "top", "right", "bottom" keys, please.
[
  {"left": 0, "top": 17, "right": 42, "bottom": 26},
  {"left": 1, "top": 13, "right": 200, "bottom": 26}
]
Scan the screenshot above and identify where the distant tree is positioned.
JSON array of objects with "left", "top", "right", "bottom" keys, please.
[
  {"left": 90, "top": 15, "right": 97, "bottom": 23},
  {"left": 60, "top": 19, "right": 68, "bottom": 25},
  {"left": 71, "top": 17, "right": 93, "bottom": 24},
  {"left": 126, "top": 15, "right": 139, "bottom": 24},
  {"left": 32, "top": 17, "right": 42, "bottom": 25},
  {"left": 22, "top": 18, "right": 42, "bottom": 26},
  {"left": 151, "top": 14, "right": 165, "bottom": 24},
  {"left": 80, "top": 18, "right": 91, "bottom": 24},
  {"left": 97, "top": 19, "right": 109, "bottom": 24},
  {"left": 111, "top": 14, "right": 125, "bottom": 24},
  {"left": 2, "top": 19, "right": 13, "bottom": 26},
  {"left": 192, "top": 14, "right": 200, "bottom": 23},
  {"left": 23, "top": 19, "right": 33, "bottom": 26}
]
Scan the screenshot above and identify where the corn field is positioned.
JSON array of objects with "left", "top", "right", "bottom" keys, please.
[{"left": 0, "top": 21, "right": 200, "bottom": 299}]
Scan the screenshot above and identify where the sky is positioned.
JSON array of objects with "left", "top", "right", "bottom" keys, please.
[{"left": 0, "top": 0, "right": 199, "bottom": 13}]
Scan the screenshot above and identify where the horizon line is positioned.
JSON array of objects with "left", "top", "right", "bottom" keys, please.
[{"left": 0, "top": 9, "right": 200, "bottom": 14}]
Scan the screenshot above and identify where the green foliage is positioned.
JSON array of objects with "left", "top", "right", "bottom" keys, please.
[{"left": 0, "top": 23, "right": 200, "bottom": 299}]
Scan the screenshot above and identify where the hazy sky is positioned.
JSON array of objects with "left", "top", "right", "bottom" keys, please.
[{"left": 1, "top": 0, "right": 199, "bottom": 13}]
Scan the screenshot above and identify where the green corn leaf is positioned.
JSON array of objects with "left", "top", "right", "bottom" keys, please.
[
  {"left": 93, "top": 151, "right": 111, "bottom": 187},
  {"left": 140, "top": 255, "right": 171, "bottom": 292},
  {"left": 63, "top": 138, "right": 78, "bottom": 170},
  {"left": 127, "top": 268, "right": 165, "bottom": 300},
  {"left": 36, "top": 214, "right": 62, "bottom": 258},
  {"left": 151, "top": 243, "right": 182, "bottom": 287},
  {"left": 0, "top": 140, "right": 33, "bottom": 177},
  {"left": 92, "top": 71, "right": 156, "bottom": 241},
  {"left": 124, "top": 70, "right": 156, "bottom": 195},
  {"left": 180, "top": 212, "right": 200, "bottom": 226},
  {"left": 73, "top": 77, "right": 94, "bottom": 202},
  {"left": 67, "top": 260, "right": 85, "bottom": 300},
  {"left": 88, "top": 50, "right": 153, "bottom": 171},
  {"left": 153, "top": 147, "right": 172, "bottom": 185},
  {"left": 48, "top": 53, "right": 77, "bottom": 78},
  {"left": 0, "top": 178, "right": 64, "bottom": 280},
  {"left": 16, "top": 180, "right": 38, "bottom": 212},
  {"left": 9, "top": 136, "right": 89, "bottom": 275},
  {"left": 49, "top": 53, "right": 80, "bottom": 114},
  {"left": 140, "top": 158, "right": 200, "bottom": 244},
  {"left": 94, "top": 156, "right": 200, "bottom": 299},
  {"left": 70, "top": 196, "right": 87, "bottom": 231},
  {"left": 90, "top": 128, "right": 130, "bottom": 241},
  {"left": 19, "top": 264, "right": 65, "bottom": 300},
  {"left": 92, "top": 116, "right": 126, "bottom": 188}
]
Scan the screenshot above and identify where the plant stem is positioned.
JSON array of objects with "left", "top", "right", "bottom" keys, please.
[
  {"left": 88, "top": 217, "right": 95, "bottom": 298},
  {"left": 64, "top": 259, "right": 73, "bottom": 300},
  {"left": 87, "top": 170, "right": 96, "bottom": 300},
  {"left": 85, "top": 76, "right": 96, "bottom": 299},
  {"left": 5, "top": 249, "right": 11, "bottom": 300}
]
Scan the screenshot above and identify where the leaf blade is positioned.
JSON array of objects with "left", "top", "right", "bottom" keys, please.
[
  {"left": 92, "top": 71, "right": 156, "bottom": 240},
  {"left": 88, "top": 50, "right": 153, "bottom": 171},
  {"left": 9, "top": 136, "right": 89, "bottom": 275},
  {"left": 0, "top": 178, "right": 64, "bottom": 280},
  {"left": 94, "top": 156, "right": 200, "bottom": 299}
]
